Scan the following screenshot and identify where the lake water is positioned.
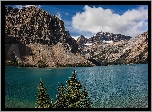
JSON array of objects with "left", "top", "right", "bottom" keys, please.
[{"left": 5, "top": 64, "right": 148, "bottom": 108}]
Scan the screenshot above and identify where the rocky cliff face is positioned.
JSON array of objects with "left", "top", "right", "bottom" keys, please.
[
  {"left": 115, "top": 31, "right": 148, "bottom": 64},
  {"left": 79, "top": 31, "right": 148, "bottom": 65},
  {"left": 76, "top": 35, "right": 88, "bottom": 46},
  {"left": 5, "top": 6, "right": 78, "bottom": 52},
  {"left": 90, "top": 31, "right": 132, "bottom": 42},
  {"left": 5, "top": 6, "right": 148, "bottom": 67},
  {"left": 5, "top": 6, "right": 93, "bottom": 67},
  {"left": 76, "top": 31, "right": 132, "bottom": 46}
]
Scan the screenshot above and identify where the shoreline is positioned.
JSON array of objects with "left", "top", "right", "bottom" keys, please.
[{"left": 5, "top": 63, "right": 148, "bottom": 69}]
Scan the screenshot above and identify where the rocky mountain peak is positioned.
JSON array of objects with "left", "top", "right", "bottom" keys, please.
[
  {"left": 5, "top": 6, "right": 78, "bottom": 53},
  {"left": 76, "top": 35, "right": 88, "bottom": 46},
  {"left": 77, "top": 35, "right": 86, "bottom": 40},
  {"left": 89, "top": 31, "right": 132, "bottom": 43},
  {"left": 5, "top": 6, "right": 94, "bottom": 67},
  {"left": 79, "top": 31, "right": 148, "bottom": 65},
  {"left": 76, "top": 31, "right": 132, "bottom": 47},
  {"left": 5, "top": 6, "right": 148, "bottom": 67}
]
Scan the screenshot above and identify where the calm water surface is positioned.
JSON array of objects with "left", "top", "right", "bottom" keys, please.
[{"left": 5, "top": 64, "right": 148, "bottom": 108}]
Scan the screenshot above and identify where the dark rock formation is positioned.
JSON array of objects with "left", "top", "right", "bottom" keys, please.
[
  {"left": 5, "top": 6, "right": 78, "bottom": 52},
  {"left": 5, "top": 6, "right": 148, "bottom": 67},
  {"left": 5, "top": 6, "right": 93, "bottom": 67},
  {"left": 76, "top": 31, "right": 132, "bottom": 46},
  {"left": 79, "top": 31, "right": 148, "bottom": 65},
  {"left": 89, "top": 31, "right": 132, "bottom": 42},
  {"left": 76, "top": 35, "right": 88, "bottom": 46}
]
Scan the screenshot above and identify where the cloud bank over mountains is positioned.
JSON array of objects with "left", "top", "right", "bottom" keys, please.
[
  {"left": 13, "top": 5, "right": 148, "bottom": 39},
  {"left": 72, "top": 5, "right": 148, "bottom": 37},
  {"left": 15, "top": 5, "right": 41, "bottom": 9}
]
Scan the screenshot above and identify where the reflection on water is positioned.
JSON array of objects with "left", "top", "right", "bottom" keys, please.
[{"left": 5, "top": 64, "right": 148, "bottom": 108}]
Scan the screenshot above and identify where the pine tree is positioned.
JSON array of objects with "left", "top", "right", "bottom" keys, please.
[
  {"left": 55, "top": 70, "right": 92, "bottom": 108},
  {"left": 79, "top": 87, "right": 92, "bottom": 108},
  {"left": 35, "top": 78, "right": 54, "bottom": 108},
  {"left": 35, "top": 70, "right": 92, "bottom": 108},
  {"left": 54, "top": 83, "right": 68, "bottom": 108}
]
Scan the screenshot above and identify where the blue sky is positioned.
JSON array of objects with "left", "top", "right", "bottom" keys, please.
[{"left": 8, "top": 5, "right": 148, "bottom": 39}]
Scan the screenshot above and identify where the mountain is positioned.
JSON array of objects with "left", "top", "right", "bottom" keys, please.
[
  {"left": 79, "top": 31, "right": 148, "bottom": 65},
  {"left": 5, "top": 6, "right": 148, "bottom": 67},
  {"left": 76, "top": 31, "right": 132, "bottom": 46},
  {"left": 76, "top": 35, "right": 88, "bottom": 46},
  {"left": 5, "top": 6, "right": 93, "bottom": 67},
  {"left": 115, "top": 31, "right": 148, "bottom": 64},
  {"left": 89, "top": 31, "right": 132, "bottom": 42}
]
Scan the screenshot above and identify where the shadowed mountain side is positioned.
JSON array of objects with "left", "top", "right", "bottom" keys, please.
[
  {"left": 5, "top": 6, "right": 94, "bottom": 67},
  {"left": 87, "top": 59, "right": 101, "bottom": 66},
  {"left": 5, "top": 42, "right": 32, "bottom": 62}
]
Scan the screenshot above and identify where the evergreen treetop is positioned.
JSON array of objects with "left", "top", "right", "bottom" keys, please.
[
  {"left": 35, "top": 70, "right": 92, "bottom": 108},
  {"left": 35, "top": 78, "right": 54, "bottom": 108}
]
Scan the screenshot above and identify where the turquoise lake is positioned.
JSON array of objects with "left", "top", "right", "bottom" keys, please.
[{"left": 5, "top": 64, "right": 148, "bottom": 108}]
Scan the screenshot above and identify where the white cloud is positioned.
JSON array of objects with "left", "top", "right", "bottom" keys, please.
[
  {"left": 71, "top": 36, "right": 79, "bottom": 40},
  {"left": 56, "top": 12, "right": 62, "bottom": 20},
  {"left": 71, "top": 35, "right": 91, "bottom": 40},
  {"left": 14, "top": 5, "right": 41, "bottom": 9},
  {"left": 25, "top": 5, "right": 41, "bottom": 8},
  {"left": 72, "top": 5, "right": 148, "bottom": 37},
  {"left": 63, "top": 19, "right": 95, "bottom": 39},
  {"left": 14, "top": 5, "right": 23, "bottom": 9},
  {"left": 63, "top": 19, "right": 93, "bottom": 39}
]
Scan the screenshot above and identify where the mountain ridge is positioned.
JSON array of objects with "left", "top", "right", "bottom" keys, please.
[
  {"left": 5, "top": 6, "right": 148, "bottom": 67},
  {"left": 79, "top": 31, "right": 148, "bottom": 65},
  {"left": 76, "top": 31, "right": 132, "bottom": 46},
  {"left": 5, "top": 6, "right": 93, "bottom": 67}
]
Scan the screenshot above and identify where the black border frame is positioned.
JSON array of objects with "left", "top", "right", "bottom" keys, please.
[{"left": 1, "top": 1, "right": 151, "bottom": 111}]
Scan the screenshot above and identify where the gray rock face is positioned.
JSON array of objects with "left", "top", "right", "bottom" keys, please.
[
  {"left": 79, "top": 31, "right": 148, "bottom": 65},
  {"left": 5, "top": 6, "right": 148, "bottom": 67},
  {"left": 5, "top": 6, "right": 78, "bottom": 53},
  {"left": 91, "top": 31, "right": 132, "bottom": 42},
  {"left": 76, "top": 35, "right": 88, "bottom": 46},
  {"left": 5, "top": 6, "right": 93, "bottom": 67},
  {"left": 76, "top": 31, "right": 132, "bottom": 47}
]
